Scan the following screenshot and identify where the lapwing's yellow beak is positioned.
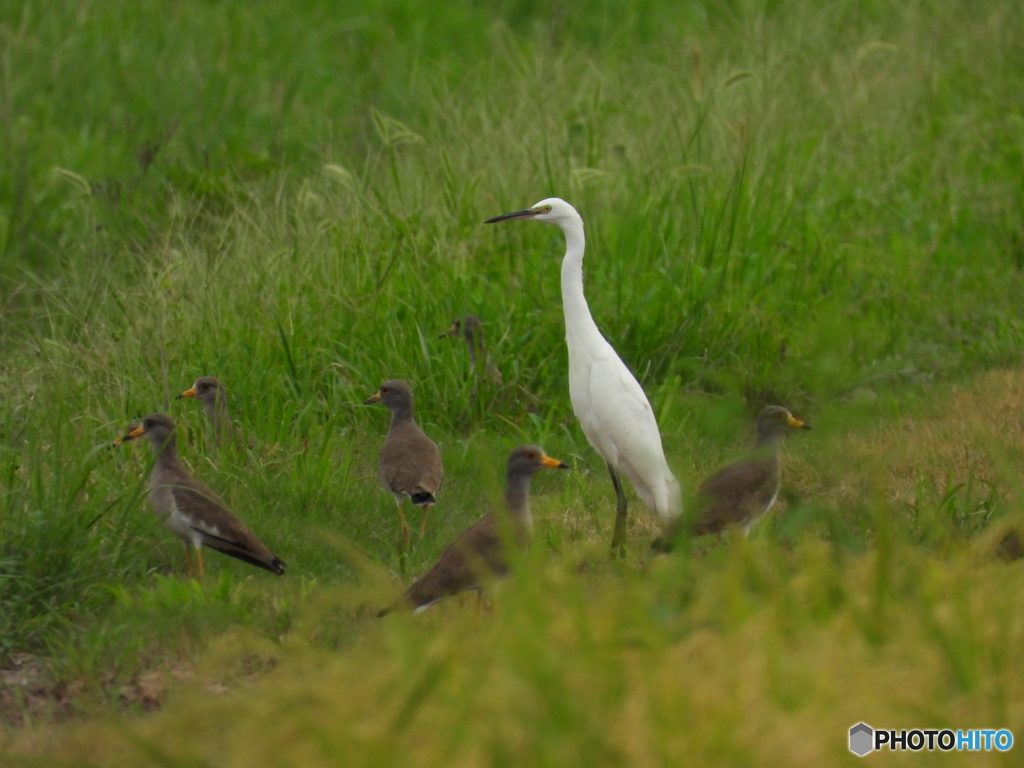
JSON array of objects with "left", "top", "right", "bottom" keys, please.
[
  {"left": 541, "top": 454, "right": 570, "bottom": 469},
  {"left": 787, "top": 415, "right": 810, "bottom": 430},
  {"left": 115, "top": 424, "right": 145, "bottom": 445},
  {"left": 363, "top": 391, "right": 382, "bottom": 405},
  {"left": 439, "top": 324, "right": 458, "bottom": 339},
  {"left": 177, "top": 387, "right": 198, "bottom": 400}
]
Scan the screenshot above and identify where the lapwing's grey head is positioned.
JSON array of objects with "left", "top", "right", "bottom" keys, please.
[
  {"left": 507, "top": 444, "right": 569, "bottom": 476},
  {"left": 756, "top": 405, "right": 810, "bottom": 439},
  {"left": 118, "top": 412, "right": 176, "bottom": 446},
  {"left": 364, "top": 379, "right": 415, "bottom": 411},
  {"left": 178, "top": 376, "right": 225, "bottom": 406}
]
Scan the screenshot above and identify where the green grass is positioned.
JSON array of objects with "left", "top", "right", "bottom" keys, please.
[{"left": 2, "top": 0, "right": 1024, "bottom": 762}]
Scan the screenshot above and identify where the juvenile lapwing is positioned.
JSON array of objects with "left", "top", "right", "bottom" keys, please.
[
  {"left": 653, "top": 406, "right": 810, "bottom": 550},
  {"left": 380, "top": 445, "right": 567, "bottom": 615},
  {"left": 440, "top": 314, "right": 502, "bottom": 385},
  {"left": 117, "top": 413, "right": 285, "bottom": 575},
  {"left": 177, "top": 376, "right": 234, "bottom": 447},
  {"left": 365, "top": 380, "right": 443, "bottom": 546}
]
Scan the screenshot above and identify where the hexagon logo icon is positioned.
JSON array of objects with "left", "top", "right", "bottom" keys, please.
[{"left": 849, "top": 723, "right": 874, "bottom": 756}]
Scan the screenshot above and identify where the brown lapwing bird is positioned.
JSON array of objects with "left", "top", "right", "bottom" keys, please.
[
  {"left": 117, "top": 413, "right": 285, "bottom": 576},
  {"left": 365, "top": 379, "right": 444, "bottom": 546},
  {"left": 440, "top": 314, "right": 502, "bottom": 385},
  {"left": 653, "top": 406, "right": 810, "bottom": 551},
  {"left": 177, "top": 376, "right": 234, "bottom": 447},
  {"left": 380, "top": 445, "right": 568, "bottom": 616}
]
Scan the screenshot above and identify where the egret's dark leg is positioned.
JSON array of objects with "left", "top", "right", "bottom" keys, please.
[{"left": 608, "top": 462, "right": 628, "bottom": 557}]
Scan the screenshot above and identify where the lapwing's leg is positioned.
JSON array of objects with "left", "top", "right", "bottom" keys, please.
[
  {"left": 419, "top": 502, "right": 432, "bottom": 539},
  {"left": 395, "top": 498, "right": 410, "bottom": 548},
  {"left": 196, "top": 546, "right": 205, "bottom": 577},
  {"left": 474, "top": 588, "right": 493, "bottom": 614}
]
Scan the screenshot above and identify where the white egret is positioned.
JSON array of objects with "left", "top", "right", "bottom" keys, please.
[{"left": 485, "top": 198, "right": 682, "bottom": 553}]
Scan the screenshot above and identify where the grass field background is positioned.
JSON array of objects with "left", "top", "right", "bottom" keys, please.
[{"left": 2, "top": 0, "right": 1024, "bottom": 763}]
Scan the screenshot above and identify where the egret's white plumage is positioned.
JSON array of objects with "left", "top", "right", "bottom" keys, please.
[{"left": 486, "top": 197, "right": 681, "bottom": 551}]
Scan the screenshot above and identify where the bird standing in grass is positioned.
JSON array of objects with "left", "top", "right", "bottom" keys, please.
[
  {"left": 653, "top": 406, "right": 810, "bottom": 551},
  {"left": 440, "top": 314, "right": 502, "bottom": 385},
  {"left": 117, "top": 413, "right": 285, "bottom": 576},
  {"left": 177, "top": 376, "right": 234, "bottom": 448},
  {"left": 485, "top": 198, "right": 681, "bottom": 554},
  {"left": 379, "top": 444, "right": 568, "bottom": 615},
  {"left": 365, "top": 379, "right": 443, "bottom": 547}
]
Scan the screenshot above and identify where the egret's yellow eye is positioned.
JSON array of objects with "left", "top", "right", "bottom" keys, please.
[{"left": 543, "top": 205, "right": 552, "bottom": 213}]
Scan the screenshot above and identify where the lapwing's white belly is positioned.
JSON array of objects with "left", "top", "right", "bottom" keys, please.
[
  {"left": 743, "top": 487, "right": 780, "bottom": 536},
  {"left": 150, "top": 480, "right": 200, "bottom": 547}
]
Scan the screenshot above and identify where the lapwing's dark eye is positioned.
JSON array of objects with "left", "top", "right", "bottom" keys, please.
[
  {"left": 381, "top": 387, "right": 389, "bottom": 393},
  {"left": 527, "top": 452, "right": 536, "bottom": 460}
]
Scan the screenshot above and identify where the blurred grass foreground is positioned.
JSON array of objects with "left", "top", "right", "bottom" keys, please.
[{"left": 2, "top": 0, "right": 1024, "bottom": 764}]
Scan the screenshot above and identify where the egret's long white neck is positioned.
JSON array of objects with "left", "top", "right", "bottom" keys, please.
[{"left": 557, "top": 213, "right": 604, "bottom": 348}]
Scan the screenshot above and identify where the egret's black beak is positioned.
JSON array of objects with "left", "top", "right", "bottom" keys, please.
[{"left": 484, "top": 209, "right": 537, "bottom": 224}]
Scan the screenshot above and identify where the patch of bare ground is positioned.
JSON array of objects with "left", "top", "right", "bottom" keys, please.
[
  {"left": 0, "top": 654, "right": 196, "bottom": 727},
  {"left": 0, "top": 654, "right": 81, "bottom": 727},
  {"left": 0, "top": 648, "right": 280, "bottom": 728}
]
